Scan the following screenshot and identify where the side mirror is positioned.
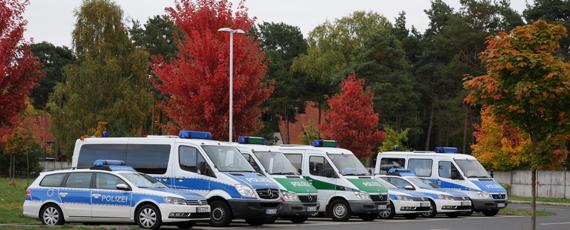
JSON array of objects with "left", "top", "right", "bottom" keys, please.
[
  {"left": 116, "top": 183, "right": 131, "bottom": 191},
  {"left": 297, "top": 168, "right": 302, "bottom": 174},
  {"left": 404, "top": 185, "right": 415, "bottom": 190}
]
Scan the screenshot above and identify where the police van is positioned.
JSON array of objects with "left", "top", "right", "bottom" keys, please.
[
  {"left": 71, "top": 131, "right": 282, "bottom": 226},
  {"left": 279, "top": 140, "right": 389, "bottom": 221},
  {"left": 233, "top": 136, "right": 319, "bottom": 223},
  {"left": 23, "top": 160, "right": 210, "bottom": 229},
  {"left": 374, "top": 147, "right": 507, "bottom": 216}
]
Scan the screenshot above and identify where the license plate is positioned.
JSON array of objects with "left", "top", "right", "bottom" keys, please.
[
  {"left": 197, "top": 207, "right": 209, "bottom": 213},
  {"left": 461, "top": 201, "right": 471, "bottom": 206},
  {"left": 306, "top": 206, "right": 318, "bottom": 212},
  {"left": 497, "top": 203, "right": 506, "bottom": 208},
  {"left": 420, "top": 202, "right": 430, "bottom": 207},
  {"left": 378, "top": 205, "right": 387, "bottom": 210},
  {"left": 266, "top": 209, "right": 277, "bottom": 215}
]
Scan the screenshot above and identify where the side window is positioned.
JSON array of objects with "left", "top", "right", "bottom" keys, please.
[
  {"left": 408, "top": 159, "right": 433, "bottom": 177},
  {"left": 439, "top": 161, "right": 462, "bottom": 179},
  {"left": 126, "top": 144, "right": 171, "bottom": 174},
  {"left": 379, "top": 158, "right": 406, "bottom": 174},
  {"left": 95, "top": 173, "right": 126, "bottom": 190},
  {"left": 78, "top": 144, "right": 127, "bottom": 169},
  {"left": 284, "top": 154, "right": 303, "bottom": 174},
  {"left": 65, "top": 173, "right": 93, "bottom": 189},
  {"left": 389, "top": 177, "right": 413, "bottom": 189},
  {"left": 40, "top": 173, "right": 67, "bottom": 187},
  {"left": 179, "top": 146, "right": 209, "bottom": 175},
  {"left": 241, "top": 153, "right": 263, "bottom": 173},
  {"left": 309, "top": 156, "right": 336, "bottom": 178}
]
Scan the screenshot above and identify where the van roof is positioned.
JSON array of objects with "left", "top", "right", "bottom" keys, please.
[
  {"left": 278, "top": 145, "right": 354, "bottom": 155},
  {"left": 75, "top": 136, "right": 226, "bottom": 146},
  {"left": 378, "top": 151, "right": 476, "bottom": 160},
  {"left": 234, "top": 143, "right": 280, "bottom": 152}
]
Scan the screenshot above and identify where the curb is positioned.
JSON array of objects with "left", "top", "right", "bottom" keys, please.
[{"left": 509, "top": 200, "right": 570, "bottom": 207}]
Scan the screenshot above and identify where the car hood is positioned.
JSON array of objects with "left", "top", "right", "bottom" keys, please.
[
  {"left": 222, "top": 172, "right": 280, "bottom": 190},
  {"left": 144, "top": 187, "right": 206, "bottom": 200}
]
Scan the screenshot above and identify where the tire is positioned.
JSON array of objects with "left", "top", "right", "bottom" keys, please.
[
  {"left": 482, "top": 209, "right": 499, "bottom": 216},
  {"left": 445, "top": 212, "right": 460, "bottom": 218},
  {"left": 245, "top": 218, "right": 265, "bottom": 226},
  {"left": 328, "top": 199, "right": 351, "bottom": 221},
  {"left": 404, "top": 213, "right": 418, "bottom": 219},
  {"left": 421, "top": 200, "right": 437, "bottom": 218},
  {"left": 378, "top": 202, "right": 395, "bottom": 219},
  {"left": 136, "top": 204, "right": 162, "bottom": 230},
  {"left": 176, "top": 221, "right": 195, "bottom": 229},
  {"left": 359, "top": 213, "right": 377, "bottom": 221},
  {"left": 209, "top": 200, "right": 233, "bottom": 227},
  {"left": 40, "top": 204, "right": 64, "bottom": 226},
  {"left": 264, "top": 215, "right": 278, "bottom": 224},
  {"left": 288, "top": 216, "right": 308, "bottom": 223}
]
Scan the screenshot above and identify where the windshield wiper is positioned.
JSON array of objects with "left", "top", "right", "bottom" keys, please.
[
  {"left": 467, "top": 175, "right": 489, "bottom": 178},
  {"left": 221, "top": 170, "right": 256, "bottom": 173},
  {"left": 271, "top": 172, "right": 295, "bottom": 175}
]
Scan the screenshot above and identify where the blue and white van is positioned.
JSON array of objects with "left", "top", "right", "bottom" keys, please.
[
  {"left": 374, "top": 147, "right": 507, "bottom": 216},
  {"left": 71, "top": 131, "right": 282, "bottom": 226},
  {"left": 24, "top": 160, "right": 210, "bottom": 229}
]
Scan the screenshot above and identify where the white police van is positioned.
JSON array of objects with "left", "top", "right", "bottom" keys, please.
[
  {"left": 23, "top": 160, "right": 210, "bottom": 229},
  {"left": 374, "top": 177, "right": 431, "bottom": 219},
  {"left": 233, "top": 136, "right": 319, "bottom": 224},
  {"left": 374, "top": 147, "right": 507, "bottom": 216},
  {"left": 71, "top": 131, "right": 282, "bottom": 227},
  {"left": 279, "top": 140, "right": 389, "bottom": 221}
]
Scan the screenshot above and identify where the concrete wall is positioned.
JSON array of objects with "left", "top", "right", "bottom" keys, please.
[{"left": 494, "top": 170, "right": 569, "bottom": 199}]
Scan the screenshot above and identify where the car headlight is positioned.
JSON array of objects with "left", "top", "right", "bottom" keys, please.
[
  {"left": 354, "top": 191, "right": 369, "bottom": 200},
  {"left": 438, "top": 194, "right": 454, "bottom": 200},
  {"left": 476, "top": 191, "right": 492, "bottom": 199},
  {"left": 282, "top": 191, "right": 299, "bottom": 201},
  {"left": 164, "top": 197, "right": 186, "bottom": 205},
  {"left": 395, "top": 195, "right": 413, "bottom": 201},
  {"left": 236, "top": 184, "right": 256, "bottom": 198}
]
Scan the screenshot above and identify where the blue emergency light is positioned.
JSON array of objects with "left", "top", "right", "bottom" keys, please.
[
  {"left": 91, "top": 160, "right": 135, "bottom": 171},
  {"left": 387, "top": 168, "right": 415, "bottom": 176},
  {"left": 435, "top": 147, "right": 458, "bottom": 153},
  {"left": 179, "top": 130, "right": 212, "bottom": 140},
  {"left": 238, "top": 136, "right": 267, "bottom": 145},
  {"left": 312, "top": 140, "right": 337, "bottom": 147},
  {"left": 101, "top": 131, "right": 110, "bottom": 137}
]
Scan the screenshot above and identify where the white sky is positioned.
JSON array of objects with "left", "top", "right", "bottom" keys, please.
[{"left": 24, "top": 0, "right": 530, "bottom": 48}]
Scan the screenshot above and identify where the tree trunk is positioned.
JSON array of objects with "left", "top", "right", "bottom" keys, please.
[
  {"left": 425, "top": 103, "right": 434, "bottom": 151},
  {"left": 462, "top": 104, "right": 468, "bottom": 154},
  {"left": 531, "top": 167, "right": 537, "bottom": 230},
  {"left": 285, "top": 120, "right": 290, "bottom": 144},
  {"left": 317, "top": 101, "right": 322, "bottom": 127}
]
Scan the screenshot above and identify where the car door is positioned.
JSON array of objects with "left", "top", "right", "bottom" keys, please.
[
  {"left": 60, "top": 172, "right": 93, "bottom": 220},
  {"left": 173, "top": 145, "right": 213, "bottom": 196},
  {"left": 90, "top": 172, "right": 132, "bottom": 221},
  {"left": 305, "top": 153, "right": 339, "bottom": 210}
]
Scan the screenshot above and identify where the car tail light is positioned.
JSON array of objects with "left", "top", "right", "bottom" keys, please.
[{"left": 25, "top": 188, "right": 30, "bottom": 196}]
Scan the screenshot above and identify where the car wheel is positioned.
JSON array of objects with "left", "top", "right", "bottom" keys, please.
[
  {"left": 289, "top": 216, "right": 308, "bottom": 223},
  {"left": 421, "top": 200, "right": 437, "bottom": 218},
  {"left": 245, "top": 218, "right": 265, "bottom": 226},
  {"left": 40, "top": 204, "right": 64, "bottom": 226},
  {"left": 328, "top": 199, "right": 351, "bottom": 221},
  {"left": 482, "top": 209, "right": 499, "bottom": 216},
  {"left": 209, "top": 200, "right": 233, "bottom": 227},
  {"left": 136, "top": 204, "right": 162, "bottom": 230},
  {"left": 445, "top": 212, "right": 460, "bottom": 218},
  {"left": 378, "top": 202, "right": 395, "bottom": 219},
  {"left": 359, "top": 213, "right": 377, "bottom": 221},
  {"left": 404, "top": 213, "right": 418, "bottom": 219},
  {"left": 176, "top": 221, "right": 195, "bottom": 229}
]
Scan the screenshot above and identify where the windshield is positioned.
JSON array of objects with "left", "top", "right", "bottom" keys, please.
[
  {"left": 455, "top": 159, "right": 490, "bottom": 178},
  {"left": 254, "top": 151, "right": 298, "bottom": 175},
  {"left": 407, "top": 177, "right": 437, "bottom": 189},
  {"left": 203, "top": 145, "right": 255, "bottom": 172},
  {"left": 119, "top": 173, "right": 167, "bottom": 188},
  {"left": 327, "top": 154, "right": 369, "bottom": 176},
  {"left": 377, "top": 178, "right": 397, "bottom": 189}
]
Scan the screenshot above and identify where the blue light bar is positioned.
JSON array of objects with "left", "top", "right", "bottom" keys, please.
[
  {"left": 387, "top": 168, "right": 415, "bottom": 176},
  {"left": 312, "top": 140, "right": 337, "bottom": 147},
  {"left": 435, "top": 147, "right": 458, "bottom": 153},
  {"left": 101, "top": 131, "right": 109, "bottom": 137},
  {"left": 93, "top": 159, "right": 126, "bottom": 167},
  {"left": 179, "top": 130, "right": 212, "bottom": 140},
  {"left": 238, "top": 136, "right": 267, "bottom": 145},
  {"left": 91, "top": 160, "right": 135, "bottom": 171}
]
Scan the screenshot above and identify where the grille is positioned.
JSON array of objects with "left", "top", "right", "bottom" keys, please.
[
  {"left": 256, "top": 189, "right": 280, "bottom": 199},
  {"left": 492, "top": 194, "right": 506, "bottom": 200},
  {"left": 370, "top": 194, "right": 388, "bottom": 201},
  {"left": 411, "top": 196, "right": 427, "bottom": 201},
  {"left": 185, "top": 200, "right": 207, "bottom": 205},
  {"left": 298, "top": 195, "right": 318, "bottom": 203},
  {"left": 452, "top": 196, "right": 469, "bottom": 201}
]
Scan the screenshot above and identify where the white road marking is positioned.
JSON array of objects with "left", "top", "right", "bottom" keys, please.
[{"left": 540, "top": 222, "right": 570, "bottom": 226}]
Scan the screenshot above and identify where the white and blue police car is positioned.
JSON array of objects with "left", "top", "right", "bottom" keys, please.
[
  {"left": 23, "top": 160, "right": 210, "bottom": 229},
  {"left": 375, "top": 177, "right": 431, "bottom": 219}
]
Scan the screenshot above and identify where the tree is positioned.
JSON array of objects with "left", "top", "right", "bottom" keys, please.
[
  {"left": 130, "top": 15, "right": 179, "bottom": 60},
  {"left": 298, "top": 120, "right": 320, "bottom": 145},
  {"left": 524, "top": 0, "right": 570, "bottom": 59},
  {"left": 0, "top": 0, "right": 43, "bottom": 136},
  {"left": 378, "top": 127, "right": 411, "bottom": 152},
  {"left": 464, "top": 20, "right": 570, "bottom": 230},
  {"left": 321, "top": 73, "right": 386, "bottom": 160},
  {"left": 152, "top": 0, "right": 272, "bottom": 140},
  {"left": 255, "top": 22, "right": 307, "bottom": 143},
  {"left": 30, "top": 42, "right": 75, "bottom": 109},
  {"left": 49, "top": 0, "right": 152, "bottom": 156}
]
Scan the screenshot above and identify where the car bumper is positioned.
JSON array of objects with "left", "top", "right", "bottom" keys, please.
[
  {"left": 22, "top": 200, "right": 41, "bottom": 218},
  {"left": 160, "top": 204, "right": 211, "bottom": 223},
  {"left": 278, "top": 201, "right": 319, "bottom": 217},
  {"left": 393, "top": 200, "right": 431, "bottom": 214},
  {"left": 348, "top": 200, "right": 381, "bottom": 215},
  {"left": 228, "top": 199, "right": 282, "bottom": 219},
  {"left": 435, "top": 200, "right": 473, "bottom": 213},
  {"left": 471, "top": 199, "right": 508, "bottom": 211}
]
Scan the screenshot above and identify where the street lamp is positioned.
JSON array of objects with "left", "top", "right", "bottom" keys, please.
[{"left": 218, "top": 27, "right": 245, "bottom": 142}]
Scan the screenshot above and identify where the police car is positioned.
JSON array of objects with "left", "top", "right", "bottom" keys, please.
[
  {"left": 23, "top": 160, "right": 210, "bottom": 229},
  {"left": 375, "top": 177, "right": 431, "bottom": 219}
]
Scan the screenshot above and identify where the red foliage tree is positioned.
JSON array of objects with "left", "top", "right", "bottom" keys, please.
[
  {"left": 0, "top": 0, "right": 43, "bottom": 137},
  {"left": 152, "top": 0, "right": 272, "bottom": 139},
  {"left": 321, "top": 73, "right": 386, "bottom": 159}
]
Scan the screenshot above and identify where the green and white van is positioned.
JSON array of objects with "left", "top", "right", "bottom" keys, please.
[
  {"left": 234, "top": 136, "right": 319, "bottom": 224},
  {"left": 279, "top": 140, "right": 388, "bottom": 221}
]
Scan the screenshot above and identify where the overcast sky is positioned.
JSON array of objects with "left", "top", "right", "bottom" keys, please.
[{"left": 24, "top": 0, "right": 530, "bottom": 48}]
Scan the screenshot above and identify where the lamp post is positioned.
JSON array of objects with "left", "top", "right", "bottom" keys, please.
[{"left": 218, "top": 27, "right": 245, "bottom": 142}]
